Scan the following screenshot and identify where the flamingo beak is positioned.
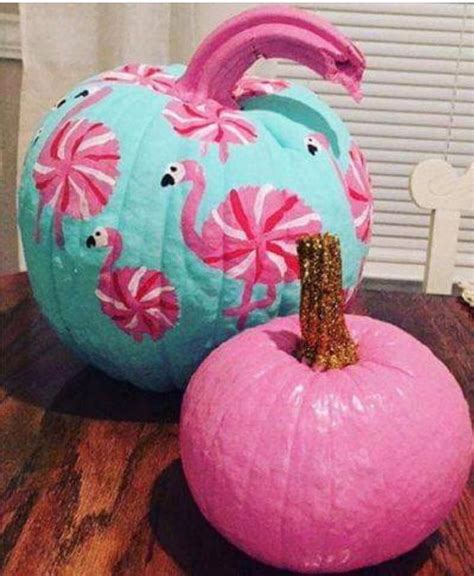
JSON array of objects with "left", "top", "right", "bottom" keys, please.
[
  {"left": 86, "top": 235, "right": 96, "bottom": 248},
  {"left": 161, "top": 173, "right": 175, "bottom": 187},
  {"left": 307, "top": 143, "right": 318, "bottom": 156}
]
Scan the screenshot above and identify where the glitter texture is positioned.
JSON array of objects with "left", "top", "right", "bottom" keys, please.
[{"left": 296, "top": 233, "right": 359, "bottom": 370}]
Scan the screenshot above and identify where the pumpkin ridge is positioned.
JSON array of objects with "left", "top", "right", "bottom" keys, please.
[
  {"left": 228, "top": 359, "right": 308, "bottom": 549},
  {"left": 277, "top": 368, "right": 314, "bottom": 562}
]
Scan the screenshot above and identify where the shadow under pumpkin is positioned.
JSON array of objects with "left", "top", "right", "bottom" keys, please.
[{"left": 148, "top": 459, "right": 441, "bottom": 576}]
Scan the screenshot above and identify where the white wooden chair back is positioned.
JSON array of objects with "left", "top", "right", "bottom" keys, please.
[{"left": 409, "top": 159, "right": 474, "bottom": 295}]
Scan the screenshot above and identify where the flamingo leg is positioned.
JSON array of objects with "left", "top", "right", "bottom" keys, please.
[
  {"left": 34, "top": 200, "right": 45, "bottom": 243},
  {"left": 224, "top": 284, "right": 277, "bottom": 330},
  {"left": 224, "top": 282, "right": 254, "bottom": 330},
  {"left": 219, "top": 142, "right": 229, "bottom": 163},
  {"left": 53, "top": 210, "right": 65, "bottom": 248},
  {"left": 244, "top": 284, "right": 277, "bottom": 316}
]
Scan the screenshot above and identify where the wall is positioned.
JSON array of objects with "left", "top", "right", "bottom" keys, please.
[{"left": 0, "top": 3, "right": 21, "bottom": 274}]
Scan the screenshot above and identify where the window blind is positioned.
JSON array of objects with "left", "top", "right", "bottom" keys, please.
[{"left": 276, "top": 3, "right": 474, "bottom": 283}]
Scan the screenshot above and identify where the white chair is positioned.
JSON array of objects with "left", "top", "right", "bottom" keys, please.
[{"left": 410, "top": 159, "right": 474, "bottom": 295}]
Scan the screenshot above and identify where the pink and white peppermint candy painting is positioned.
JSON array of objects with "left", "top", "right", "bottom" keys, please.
[
  {"left": 202, "top": 185, "right": 321, "bottom": 287},
  {"left": 345, "top": 144, "right": 373, "bottom": 243},
  {"left": 100, "top": 64, "right": 176, "bottom": 95},
  {"left": 33, "top": 119, "right": 120, "bottom": 247},
  {"left": 163, "top": 99, "right": 258, "bottom": 162},
  {"left": 87, "top": 227, "right": 180, "bottom": 342}
]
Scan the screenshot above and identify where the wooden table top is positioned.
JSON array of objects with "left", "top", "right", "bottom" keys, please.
[{"left": 1, "top": 272, "right": 473, "bottom": 576}]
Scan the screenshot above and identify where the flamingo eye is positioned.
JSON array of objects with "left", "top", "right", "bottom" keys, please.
[
  {"left": 161, "top": 163, "right": 185, "bottom": 187},
  {"left": 87, "top": 228, "right": 108, "bottom": 248},
  {"left": 305, "top": 135, "right": 324, "bottom": 157}
]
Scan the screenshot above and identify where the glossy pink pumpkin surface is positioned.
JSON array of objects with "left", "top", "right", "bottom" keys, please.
[{"left": 180, "top": 315, "right": 472, "bottom": 573}]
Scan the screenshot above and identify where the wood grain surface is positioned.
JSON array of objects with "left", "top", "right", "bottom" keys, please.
[{"left": 1, "top": 273, "right": 472, "bottom": 576}]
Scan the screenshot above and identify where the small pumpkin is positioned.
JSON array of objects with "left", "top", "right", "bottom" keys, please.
[
  {"left": 19, "top": 7, "right": 372, "bottom": 390},
  {"left": 180, "top": 234, "right": 472, "bottom": 573}
]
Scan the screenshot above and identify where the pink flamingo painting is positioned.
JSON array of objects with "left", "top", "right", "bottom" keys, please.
[
  {"left": 33, "top": 86, "right": 120, "bottom": 247},
  {"left": 160, "top": 161, "right": 321, "bottom": 329},
  {"left": 99, "top": 64, "right": 176, "bottom": 95},
  {"left": 305, "top": 133, "right": 373, "bottom": 243},
  {"left": 86, "top": 227, "right": 180, "bottom": 341},
  {"left": 162, "top": 99, "right": 258, "bottom": 163},
  {"left": 232, "top": 76, "right": 289, "bottom": 102}
]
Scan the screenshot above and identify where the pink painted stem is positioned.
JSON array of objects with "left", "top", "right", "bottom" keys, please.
[{"left": 175, "top": 6, "right": 365, "bottom": 109}]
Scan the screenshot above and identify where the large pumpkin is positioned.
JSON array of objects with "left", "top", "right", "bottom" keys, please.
[{"left": 18, "top": 7, "right": 373, "bottom": 390}]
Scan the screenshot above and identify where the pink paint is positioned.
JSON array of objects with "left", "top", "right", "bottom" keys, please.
[
  {"left": 99, "top": 64, "right": 176, "bottom": 94},
  {"left": 175, "top": 5, "right": 365, "bottom": 109},
  {"left": 181, "top": 314, "right": 473, "bottom": 572},
  {"left": 163, "top": 99, "right": 257, "bottom": 163},
  {"left": 161, "top": 161, "right": 321, "bottom": 328},
  {"left": 33, "top": 87, "right": 118, "bottom": 247},
  {"left": 87, "top": 227, "right": 179, "bottom": 341}
]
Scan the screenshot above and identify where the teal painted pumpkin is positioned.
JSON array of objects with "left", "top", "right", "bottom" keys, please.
[{"left": 18, "top": 6, "right": 373, "bottom": 391}]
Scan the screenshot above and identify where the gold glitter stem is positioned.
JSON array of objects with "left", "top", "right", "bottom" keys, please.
[{"left": 296, "top": 233, "right": 359, "bottom": 370}]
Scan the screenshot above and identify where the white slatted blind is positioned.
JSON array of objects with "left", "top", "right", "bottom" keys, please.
[{"left": 277, "top": 3, "right": 474, "bottom": 282}]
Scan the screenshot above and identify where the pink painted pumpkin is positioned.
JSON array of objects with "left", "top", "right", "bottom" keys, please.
[{"left": 180, "top": 234, "right": 472, "bottom": 573}]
